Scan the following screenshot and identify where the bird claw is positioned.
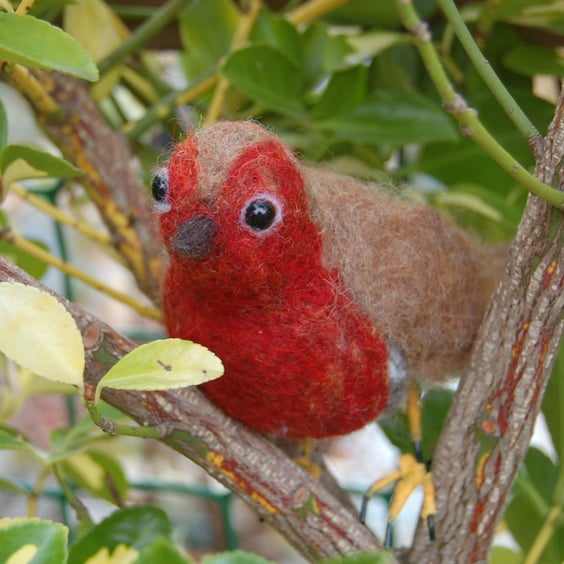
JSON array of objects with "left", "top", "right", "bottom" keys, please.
[{"left": 361, "top": 452, "right": 436, "bottom": 547}]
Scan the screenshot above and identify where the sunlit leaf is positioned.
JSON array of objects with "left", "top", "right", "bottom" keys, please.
[
  {"left": 95, "top": 338, "right": 224, "bottom": 404},
  {"left": 136, "top": 538, "right": 191, "bottom": 564},
  {"left": 0, "top": 283, "right": 85, "bottom": 388},
  {"left": 0, "top": 13, "right": 98, "bottom": 81}
]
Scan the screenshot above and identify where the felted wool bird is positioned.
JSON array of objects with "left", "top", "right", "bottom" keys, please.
[{"left": 155, "top": 120, "right": 501, "bottom": 443}]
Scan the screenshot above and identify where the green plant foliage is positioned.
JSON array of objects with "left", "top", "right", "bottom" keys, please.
[
  {"left": 68, "top": 505, "right": 173, "bottom": 563},
  {"left": 0, "top": 518, "right": 68, "bottom": 564},
  {"left": 0, "top": 13, "right": 98, "bottom": 81},
  {"left": 0, "top": 144, "right": 83, "bottom": 187},
  {"left": 59, "top": 449, "right": 129, "bottom": 506},
  {"left": 1, "top": 0, "right": 563, "bottom": 561},
  {"left": 94, "top": 338, "right": 224, "bottom": 404},
  {"left": 379, "top": 388, "right": 454, "bottom": 462},
  {"left": 202, "top": 549, "right": 275, "bottom": 563},
  {"left": 179, "top": 0, "right": 239, "bottom": 80}
]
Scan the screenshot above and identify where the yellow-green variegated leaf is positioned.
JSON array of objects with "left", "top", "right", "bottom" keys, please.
[
  {"left": 0, "top": 283, "right": 84, "bottom": 388},
  {"left": 95, "top": 338, "right": 223, "bottom": 404}
]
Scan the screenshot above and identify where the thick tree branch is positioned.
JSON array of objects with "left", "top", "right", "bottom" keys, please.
[
  {"left": 409, "top": 88, "right": 564, "bottom": 562},
  {"left": 0, "top": 70, "right": 164, "bottom": 306},
  {"left": 0, "top": 257, "right": 386, "bottom": 562}
]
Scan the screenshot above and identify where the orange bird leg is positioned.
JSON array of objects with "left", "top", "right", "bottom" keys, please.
[{"left": 361, "top": 381, "right": 436, "bottom": 546}]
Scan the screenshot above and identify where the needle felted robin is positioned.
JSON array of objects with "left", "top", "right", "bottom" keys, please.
[{"left": 153, "top": 120, "right": 503, "bottom": 538}]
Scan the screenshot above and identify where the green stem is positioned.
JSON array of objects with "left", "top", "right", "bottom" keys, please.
[
  {"left": 98, "top": 0, "right": 190, "bottom": 75},
  {"left": 396, "top": 0, "right": 564, "bottom": 210},
  {"left": 85, "top": 399, "right": 171, "bottom": 440},
  {"left": 523, "top": 505, "right": 562, "bottom": 564},
  {"left": 437, "top": 0, "right": 539, "bottom": 143},
  {"left": 52, "top": 463, "right": 94, "bottom": 528}
]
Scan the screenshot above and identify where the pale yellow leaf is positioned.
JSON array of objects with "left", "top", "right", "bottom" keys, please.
[{"left": 0, "top": 283, "right": 84, "bottom": 388}]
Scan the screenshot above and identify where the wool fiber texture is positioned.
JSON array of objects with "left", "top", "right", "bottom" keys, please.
[{"left": 158, "top": 121, "right": 503, "bottom": 439}]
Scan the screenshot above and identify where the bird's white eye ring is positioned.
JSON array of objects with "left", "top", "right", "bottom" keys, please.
[{"left": 240, "top": 194, "right": 283, "bottom": 234}]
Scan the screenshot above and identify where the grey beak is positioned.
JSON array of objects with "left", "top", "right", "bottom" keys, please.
[{"left": 172, "top": 215, "right": 217, "bottom": 260}]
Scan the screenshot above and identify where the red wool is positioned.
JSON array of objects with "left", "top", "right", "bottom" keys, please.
[{"left": 160, "top": 134, "right": 390, "bottom": 438}]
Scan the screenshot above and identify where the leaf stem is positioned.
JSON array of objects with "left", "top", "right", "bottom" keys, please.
[
  {"left": 52, "top": 463, "right": 94, "bottom": 528},
  {"left": 204, "top": 0, "right": 263, "bottom": 125},
  {"left": 437, "top": 0, "right": 539, "bottom": 143},
  {"left": 523, "top": 505, "right": 562, "bottom": 564},
  {"left": 396, "top": 0, "right": 564, "bottom": 210},
  {"left": 15, "top": 0, "right": 34, "bottom": 15},
  {"left": 10, "top": 183, "right": 113, "bottom": 247},
  {"left": 0, "top": 227, "right": 162, "bottom": 321},
  {"left": 27, "top": 465, "right": 49, "bottom": 517},
  {"left": 97, "top": 0, "right": 191, "bottom": 75},
  {"left": 85, "top": 398, "right": 170, "bottom": 440},
  {"left": 124, "top": 75, "right": 218, "bottom": 139},
  {"left": 1, "top": 64, "right": 59, "bottom": 115},
  {"left": 286, "top": 0, "right": 350, "bottom": 25}
]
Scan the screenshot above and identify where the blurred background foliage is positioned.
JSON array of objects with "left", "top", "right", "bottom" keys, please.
[{"left": 0, "top": 0, "right": 563, "bottom": 562}]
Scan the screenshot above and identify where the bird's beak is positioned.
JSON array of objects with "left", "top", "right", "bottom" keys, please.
[{"left": 171, "top": 214, "right": 218, "bottom": 260}]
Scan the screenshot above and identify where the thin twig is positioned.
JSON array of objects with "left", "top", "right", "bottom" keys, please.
[
  {"left": 396, "top": 0, "right": 564, "bottom": 210},
  {"left": 97, "top": 0, "right": 191, "bottom": 75},
  {"left": 437, "top": 0, "right": 539, "bottom": 143},
  {"left": 0, "top": 227, "right": 162, "bottom": 321}
]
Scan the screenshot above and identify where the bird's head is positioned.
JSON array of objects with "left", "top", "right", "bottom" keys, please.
[{"left": 154, "top": 121, "right": 322, "bottom": 294}]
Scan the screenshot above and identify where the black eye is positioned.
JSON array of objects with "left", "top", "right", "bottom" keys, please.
[
  {"left": 244, "top": 198, "right": 278, "bottom": 231},
  {"left": 152, "top": 171, "right": 168, "bottom": 202}
]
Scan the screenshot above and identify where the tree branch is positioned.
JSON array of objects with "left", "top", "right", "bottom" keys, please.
[
  {"left": 0, "top": 256, "right": 386, "bottom": 562},
  {"left": 0, "top": 70, "right": 164, "bottom": 306},
  {"left": 408, "top": 86, "right": 564, "bottom": 563}
]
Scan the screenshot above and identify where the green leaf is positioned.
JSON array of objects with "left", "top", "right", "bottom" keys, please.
[
  {"left": 59, "top": 450, "right": 128, "bottom": 505},
  {"left": 302, "top": 23, "right": 354, "bottom": 89},
  {"left": 252, "top": 10, "right": 302, "bottom": 68},
  {"left": 137, "top": 537, "right": 192, "bottom": 564},
  {"left": 504, "top": 486, "right": 560, "bottom": 562},
  {"left": 0, "top": 282, "right": 85, "bottom": 388},
  {"left": 68, "top": 506, "right": 171, "bottom": 564},
  {"left": 542, "top": 349, "right": 564, "bottom": 464},
  {"left": 503, "top": 45, "right": 564, "bottom": 77},
  {"left": 489, "top": 547, "right": 522, "bottom": 564},
  {"left": 1, "top": 144, "right": 82, "bottom": 188},
  {"left": 0, "top": 101, "right": 6, "bottom": 151},
  {"left": 0, "top": 13, "right": 98, "bottom": 81},
  {"left": 222, "top": 46, "right": 305, "bottom": 117},
  {"left": 0, "top": 237, "right": 50, "bottom": 280},
  {"left": 202, "top": 550, "right": 275, "bottom": 564},
  {"left": 524, "top": 447, "right": 558, "bottom": 505},
  {"left": 345, "top": 31, "right": 407, "bottom": 66},
  {"left": 379, "top": 389, "right": 454, "bottom": 460},
  {"left": 95, "top": 338, "right": 224, "bottom": 404},
  {"left": 312, "top": 66, "right": 368, "bottom": 121},
  {"left": 315, "top": 90, "right": 458, "bottom": 146},
  {"left": 179, "top": 0, "right": 239, "bottom": 80},
  {"left": 0, "top": 518, "right": 68, "bottom": 564}
]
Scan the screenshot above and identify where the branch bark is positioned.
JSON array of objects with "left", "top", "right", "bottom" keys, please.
[
  {"left": 0, "top": 256, "right": 386, "bottom": 562},
  {"left": 409, "top": 87, "right": 564, "bottom": 563},
  {"left": 0, "top": 70, "right": 164, "bottom": 306}
]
